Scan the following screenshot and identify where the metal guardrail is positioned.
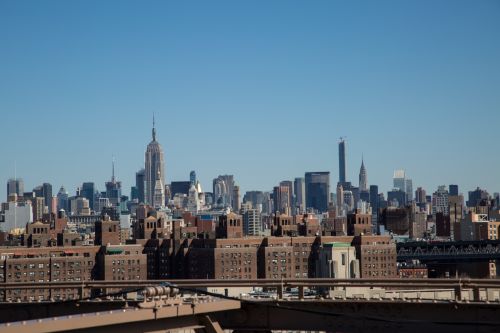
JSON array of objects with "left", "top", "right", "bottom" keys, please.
[
  {"left": 1, "top": 278, "right": 500, "bottom": 289},
  {"left": 1, "top": 278, "right": 500, "bottom": 302}
]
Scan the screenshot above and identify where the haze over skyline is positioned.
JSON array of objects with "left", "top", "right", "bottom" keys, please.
[{"left": 1, "top": 0, "right": 499, "bottom": 202}]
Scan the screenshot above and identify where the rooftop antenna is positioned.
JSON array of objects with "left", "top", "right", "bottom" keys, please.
[
  {"left": 152, "top": 113, "right": 156, "bottom": 141},
  {"left": 112, "top": 155, "right": 116, "bottom": 183},
  {"left": 14, "top": 160, "right": 17, "bottom": 230}
]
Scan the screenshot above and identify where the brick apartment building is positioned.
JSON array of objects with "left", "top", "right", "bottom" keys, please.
[
  {"left": 0, "top": 213, "right": 399, "bottom": 301},
  {"left": 352, "top": 235, "right": 397, "bottom": 278},
  {"left": 0, "top": 246, "right": 99, "bottom": 301}
]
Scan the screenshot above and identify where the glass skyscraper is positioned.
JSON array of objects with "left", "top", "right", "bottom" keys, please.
[
  {"left": 338, "top": 139, "right": 346, "bottom": 184},
  {"left": 305, "top": 172, "right": 330, "bottom": 212}
]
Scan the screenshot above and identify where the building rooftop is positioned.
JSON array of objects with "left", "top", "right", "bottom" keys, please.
[{"left": 323, "top": 242, "right": 351, "bottom": 248}]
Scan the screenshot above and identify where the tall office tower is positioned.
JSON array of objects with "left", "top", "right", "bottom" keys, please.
[
  {"left": 467, "top": 187, "right": 489, "bottom": 207},
  {"left": 338, "top": 138, "right": 346, "bottom": 184},
  {"left": 190, "top": 170, "right": 197, "bottom": 185},
  {"left": 243, "top": 191, "right": 266, "bottom": 211},
  {"left": 336, "top": 184, "right": 344, "bottom": 216},
  {"left": 213, "top": 175, "right": 235, "bottom": 208},
  {"left": 135, "top": 169, "right": 145, "bottom": 203},
  {"left": 81, "top": 182, "right": 95, "bottom": 211},
  {"left": 105, "top": 160, "right": 122, "bottom": 210},
  {"left": 449, "top": 185, "right": 459, "bottom": 196},
  {"left": 405, "top": 179, "right": 413, "bottom": 202},
  {"left": 449, "top": 194, "right": 464, "bottom": 240},
  {"left": 130, "top": 186, "right": 139, "bottom": 201},
  {"left": 165, "top": 185, "right": 172, "bottom": 203},
  {"left": 369, "top": 185, "right": 379, "bottom": 211},
  {"left": 415, "top": 187, "right": 426, "bottom": 204},
  {"left": 153, "top": 171, "right": 165, "bottom": 209},
  {"left": 7, "top": 178, "right": 24, "bottom": 197},
  {"left": 432, "top": 185, "right": 449, "bottom": 215},
  {"left": 232, "top": 185, "right": 241, "bottom": 212},
  {"left": 279, "top": 181, "right": 294, "bottom": 212},
  {"left": 243, "top": 209, "right": 262, "bottom": 236},
  {"left": 33, "top": 185, "right": 43, "bottom": 198},
  {"left": 393, "top": 170, "right": 406, "bottom": 192},
  {"left": 294, "top": 177, "right": 306, "bottom": 213},
  {"left": 57, "top": 186, "right": 69, "bottom": 212},
  {"left": 305, "top": 172, "right": 330, "bottom": 212},
  {"left": 41, "top": 183, "right": 53, "bottom": 214},
  {"left": 273, "top": 185, "right": 291, "bottom": 215},
  {"left": 187, "top": 184, "right": 200, "bottom": 213},
  {"left": 387, "top": 189, "right": 406, "bottom": 208},
  {"left": 33, "top": 197, "right": 45, "bottom": 221},
  {"left": 51, "top": 196, "right": 58, "bottom": 214},
  {"left": 343, "top": 190, "right": 354, "bottom": 212},
  {"left": 358, "top": 158, "right": 368, "bottom": 192},
  {"left": 145, "top": 117, "right": 165, "bottom": 205},
  {"left": 369, "top": 184, "right": 379, "bottom": 234}
]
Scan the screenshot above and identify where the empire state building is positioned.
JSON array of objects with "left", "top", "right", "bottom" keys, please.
[{"left": 145, "top": 118, "right": 165, "bottom": 205}]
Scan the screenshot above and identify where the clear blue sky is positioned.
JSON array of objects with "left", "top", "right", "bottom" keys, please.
[{"left": 1, "top": 0, "right": 499, "bottom": 202}]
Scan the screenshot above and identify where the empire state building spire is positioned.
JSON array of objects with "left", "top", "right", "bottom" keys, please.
[
  {"left": 145, "top": 115, "right": 165, "bottom": 205},
  {"left": 152, "top": 114, "right": 156, "bottom": 141}
]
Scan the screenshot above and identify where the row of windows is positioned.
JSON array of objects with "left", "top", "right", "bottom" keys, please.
[
  {"left": 218, "top": 252, "right": 253, "bottom": 259},
  {"left": 218, "top": 274, "right": 253, "bottom": 279},
  {"left": 111, "top": 275, "right": 142, "bottom": 280},
  {"left": 220, "top": 267, "right": 252, "bottom": 273},
  {"left": 220, "top": 260, "right": 253, "bottom": 266},
  {"left": 364, "top": 249, "right": 394, "bottom": 255},
  {"left": 111, "top": 268, "right": 140, "bottom": 273},
  {"left": 267, "top": 252, "right": 291, "bottom": 257},
  {"left": 111, "top": 259, "right": 141, "bottom": 265},
  {"left": 2, "top": 252, "right": 93, "bottom": 260}
]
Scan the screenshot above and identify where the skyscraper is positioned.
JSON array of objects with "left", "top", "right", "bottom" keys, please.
[
  {"left": 405, "top": 179, "right": 413, "bottom": 202},
  {"left": 135, "top": 169, "right": 145, "bottom": 203},
  {"left": 190, "top": 170, "right": 197, "bottom": 185},
  {"left": 305, "top": 172, "right": 330, "bottom": 212},
  {"left": 243, "top": 209, "right": 262, "bottom": 236},
  {"left": 42, "top": 183, "right": 53, "bottom": 214},
  {"left": 105, "top": 160, "right": 122, "bottom": 210},
  {"left": 152, "top": 171, "right": 165, "bottom": 209},
  {"left": 415, "top": 187, "right": 426, "bottom": 204},
  {"left": 369, "top": 185, "right": 379, "bottom": 211},
  {"left": 57, "top": 186, "right": 69, "bottom": 212},
  {"left": 294, "top": 177, "right": 306, "bottom": 213},
  {"left": 232, "top": 185, "right": 241, "bottom": 212},
  {"left": 7, "top": 178, "right": 24, "bottom": 197},
  {"left": 338, "top": 138, "right": 346, "bottom": 184},
  {"left": 273, "top": 185, "right": 291, "bottom": 215},
  {"left": 358, "top": 157, "right": 367, "bottom": 192},
  {"left": 336, "top": 183, "right": 344, "bottom": 216},
  {"left": 213, "top": 175, "right": 235, "bottom": 208},
  {"left": 393, "top": 170, "right": 406, "bottom": 193},
  {"left": 449, "top": 185, "right": 459, "bottom": 196},
  {"left": 432, "top": 185, "right": 449, "bottom": 215},
  {"left": 145, "top": 117, "right": 165, "bottom": 205},
  {"left": 81, "top": 182, "right": 95, "bottom": 210},
  {"left": 279, "top": 181, "right": 294, "bottom": 213}
]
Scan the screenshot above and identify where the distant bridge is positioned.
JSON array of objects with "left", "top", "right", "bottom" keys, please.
[{"left": 397, "top": 240, "right": 500, "bottom": 262}]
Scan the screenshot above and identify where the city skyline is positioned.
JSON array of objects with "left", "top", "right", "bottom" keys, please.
[{"left": 1, "top": 1, "right": 500, "bottom": 202}]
